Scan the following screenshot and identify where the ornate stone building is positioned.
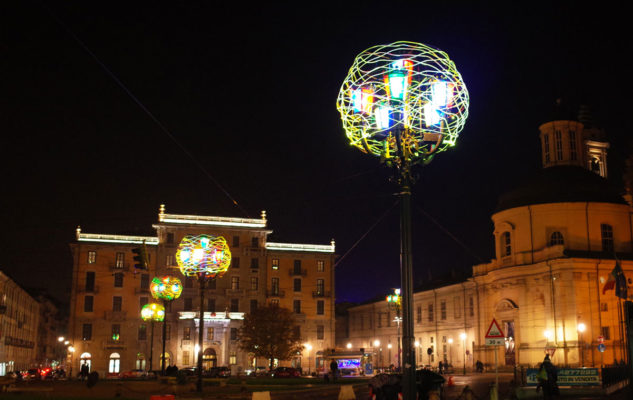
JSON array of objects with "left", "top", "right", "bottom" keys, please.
[
  {"left": 341, "top": 109, "right": 633, "bottom": 370},
  {"left": 68, "top": 207, "right": 336, "bottom": 376}
]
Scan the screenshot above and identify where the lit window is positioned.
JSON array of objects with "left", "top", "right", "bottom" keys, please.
[
  {"left": 231, "top": 277, "right": 240, "bottom": 290},
  {"left": 316, "top": 260, "right": 324, "bottom": 272},
  {"left": 272, "top": 259, "right": 279, "bottom": 270},
  {"left": 115, "top": 252, "right": 125, "bottom": 268},
  {"left": 251, "top": 277, "right": 258, "bottom": 290},
  {"left": 87, "top": 251, "right": 97, "bottom": 264},
  {"left": 108, "top": 353, "right": 121, "bottom": 373}
]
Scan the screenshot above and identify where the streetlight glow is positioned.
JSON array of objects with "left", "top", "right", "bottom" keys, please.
[
  {"left": 346, "top": 342, "right": 352, "bottom": 349},
  {"left": 374, "top": 339, "right": 381, "bottom": 347},
  {"left": 460, "top": 333, "right": 467, "bottom": 340},
  {"left": 448, "top": 338, "right": 453, "bottom": 344},
  {"left": 577, "top": 323, "right": 586, "bottom": 333},
  {"left": 58, "top": 336, "right": 64, "bottom": 342}
]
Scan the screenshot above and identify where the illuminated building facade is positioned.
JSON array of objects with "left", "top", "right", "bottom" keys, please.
[
  {"left": 342, "top": 109, "right": 633, "bottom": 370},
  {"left": 68, "top": 207, "right": 336, "bottom": 376},
  {"left": 0, "top": 271, "right": 40, "bottom": 375}
]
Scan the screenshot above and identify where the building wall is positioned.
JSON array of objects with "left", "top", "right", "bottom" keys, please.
[{"left": 0, "top": 271, "right": 40, "bottom": 375}]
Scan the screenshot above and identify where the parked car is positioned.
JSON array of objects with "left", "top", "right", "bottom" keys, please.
[
  {"left": 208, "top": 366, "right": 231, "bottom": 378},
  {"left": 22, "top": 369, "right": 40, "bottom": 380},
  {"left": 119, "top": 369, "right": 149, "bottom": 379},
  {"left": 270, "top": 367, "right": 301, "bottom": 378},
  {"left": 245, "top": 366, "right": 267, "bottom": 376}
]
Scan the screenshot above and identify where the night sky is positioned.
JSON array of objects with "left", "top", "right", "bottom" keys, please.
[{"left": 3, "top": 2, "right": 631, "bottom": 306}]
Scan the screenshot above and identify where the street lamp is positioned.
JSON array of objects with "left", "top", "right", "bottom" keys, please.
[
  {"left": 150, "top": 275, "right": 183, "bottom": 375},
  {"left": 141, "top": 302, "right": 166, "bottom": 373},
  {"left": 346, "top": 342, "right": 352, "bottom": 350},
  {"left": 305, "top": 343, "right": 313, "bottom": 375},
  {"left": 460, "top": 333, "right": 467, "bottom": 375},
  {"left": 338, "top": 41, "right": 469, "bottom": 400},
  {"left": 177, "top": 234, "right": 231, "bottom": 393},
  {"left": 386, "top": 288, "right": 402, "bottom": 371},
  {"left": 58, "top": 336, "right": 64, "bottom": 342},
  {"left": 577, "top": 323, "right": 586, "bottom": 367}
]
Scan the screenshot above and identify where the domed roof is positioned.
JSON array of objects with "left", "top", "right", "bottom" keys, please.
[{"left": 495, "top": 166, "right": 626, "bottom": 213}]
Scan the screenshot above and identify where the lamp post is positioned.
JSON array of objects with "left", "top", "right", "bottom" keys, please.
[
  {"left": 176, "top": 234, "right": 231, "bottom": 393},
  {"left": 577, "top": 323, "right": 586, "bottom": 367},
  {"left": 305, "top": 343, "right": 312, "bottom": 375},
  {"left": 387, "top": 343, "right": 393, "bottom": 369},
  {"left": 150, "top": 276, "right": 183, "bottom": 375},
  {"left": 414, "top": 340, "right": 420, "bottom": 369},
  {"left": 374, "top": 339, "right": 381, "bottom": 369},
  {"left": 338, "top": 41, "right": 469, "bottom": 400},
  {"left": 386, "top": 289, "right": 402, "bottom": 371},
  {"left": 141, "top": 303, "right": 166, "bottom": 373},
  {"left": 460, "top": 333, "right": 467, "bottom": 375}
]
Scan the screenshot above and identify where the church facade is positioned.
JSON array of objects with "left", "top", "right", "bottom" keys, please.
[{"left": 340, "top": 110, "right": 633, "bottom": 370}]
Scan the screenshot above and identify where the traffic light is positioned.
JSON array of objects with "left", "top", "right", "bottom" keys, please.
[{"left": 132, "top": 242, "right": 149, "bottom": 270}]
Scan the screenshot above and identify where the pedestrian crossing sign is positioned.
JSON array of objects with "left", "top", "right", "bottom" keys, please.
[{"left": 485, "top": 318, "right": 505, "bottom": 338}]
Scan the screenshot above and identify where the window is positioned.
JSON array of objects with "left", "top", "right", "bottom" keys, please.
[
  {"left": 138, "top": 324, "right": 147, "bottom": 340},
  {"left": 82, "top": 323, "right": 92, "bottom": 340},
  {"left": 544, "top": 134, "right": 550, "bottom": 163},
  {"left": 184, "top": 297, "right": 193, "bottom": 311},
  {"left": 570, "top": 130, "right": 577, "bottom": 160},
  {"left": 166, "top": 255, "right": 175, "bottom": 266},
  {"left": 166, "top": 232, "right": 174, "bottom": 244},
  {"left": 183, "top": 327, "right": 191, "bottom": 340},
  {"left": 293, "top": 300, "right": 301, "bottom": 314},
  {"left": 233, "top": 257, "right": 240, "bottom": 269},
  {"left": 182, "top": 351, "right": 190, "bottom": 365},
  {"left": 270, "top": 299, "right": 279, "bottom": 307},
  {"left": 250, "top": 277, "right": 258, "bottom": 290},
  {"left": 554, "top": 130, "right": 563, "bottom": 161},
  {"left": 428, "top": 304, "right": 434, "bottom": 322},
  {"left": 601, "top": 224, "right": 614, "bottom": 252},
  {"left": 109, "top": 353, "right": 121, "bottom": 373},
  {"left": 233, "top": 236, "right": 240, "bottom": 248},
  {"left": 317, "top": 324, "right": 324, "bottom": 340},
  {"left": 250, "top": 258, "right": 259, "bottom": 269},
  {"left": 600, "top": 326, "right": 611, "bottom": 340},
  {"left": 501, "top": 232, "right": 511, "bottom": 256},
  {"left": 550, "top": 231, "right": 564, "bottom": 246},
  {"left": 114, "top": 273, "right": 124, "bottom": 288},
  {"left": 231, "top": 277, "right": 240, "bottom": 290},
  {"left": 293, "top": 260, "right": 302, "bottom": 274},
  {"left": 113, "top": 296, "right": 122, "bottom": 312},
  {"left": 416, "top": 306, "right": 422, "bottom": 323},
  {"left": 271, "top": 278, "right": 279, "bottom": 295},
  {"left": 207, "top": 298, "right": 215, "bottom": 312},
  {"left": 84, "top": 296, "right": 94, "bottom": 312},
  {"left": 250, "top": 299, "right": 258, "bottom": 313},
  {"left": 600, "top": 303, "right": 608, "bottom": 312},
  {"left": 251, "top": 237, "right": 259, "bottom": 248},
  {"left": 230, "top": 299, "right": 239, "bottom": 312},
  {"left": 140, "top": 274, "right": 149, "bottom": 289},
  {"left": 454, "top": 297, "right": 461, "bottom": 319},
  {"left": 115, "top": 252, "right": 125, "bottom": 268},
  {"left": 230, "top": 328, "right": 238, "bottom": 340},
  {"left": 111, "top": 324, "right": 121, "bottom": 341},
  {"left": 207, "top": 327, "right": 214, "bottom": 341},
  {"left": 440, "top": 301, "right": 447, "bottom": 320},
  {"left": 85, "top": 272, "right": 95, "bottom": 291},
  {"left": 229, "top": 352, "right": 237, "bottom": 365},
  {"left": 317, "top": 260, "right": 324, "bottom": 272},
  {"left": 468, "top": 296, "right": 474, "bottom": 317},
  {"left": 272, "top": 259, "right": 279, "bottom": 270},
  {"left": 87, "top": 251, "right": 97, "bottom": 264},
  {"left": 294, "top": 278, "right": 302, "bottom": 292},
  {"left": 317, "top": 300, "right": 324, "bottom": 315},
  {"left": 139, "top": 296, "right": 149, "bottom": 309},
  {"left": 316, "top": 279, "right": 324, "bottom": 295}
]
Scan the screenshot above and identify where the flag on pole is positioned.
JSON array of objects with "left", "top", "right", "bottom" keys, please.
[{"left": 602, "top": 261, "right": 628, "bottom": 299}]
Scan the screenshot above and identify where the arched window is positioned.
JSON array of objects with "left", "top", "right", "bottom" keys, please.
[
  {"left": 80, "top": 352, "right": 92, "bottom": 371},
  {"left": 109, "top": 352, "right": 121, "bottom": 374},
  {"left": 601, "top": 224, "right": 614, "bottom": 252},
  {"left": 501, "top": 232, "right": 511, "bottom": 256},
  {"left": 550, "top": 232, "right": 564, "bottom": 246},
  {"left": 135, "top": 353, "right": 146, "bottom": 370}
]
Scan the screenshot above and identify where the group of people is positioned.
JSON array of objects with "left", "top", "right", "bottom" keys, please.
[{"left": 165, "top": 364, "right": 179, "bottom": 376}]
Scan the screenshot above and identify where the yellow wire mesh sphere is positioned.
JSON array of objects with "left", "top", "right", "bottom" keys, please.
[
  {"left": 176, "top": 234, "right": 231, "bottom": 279},
  {"left": 337, "top": 41, "right": 469, "bottom": 164}
]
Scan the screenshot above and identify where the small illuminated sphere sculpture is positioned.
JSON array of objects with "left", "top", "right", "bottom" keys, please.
[
  {"left": 176, "top": 234, "right": 231, "bottom": 279},
  {"left": 141, "top": 303, "right": 165, "bottom": 322},
  {"left": 337, "top": 41, "right": 469, "bottom": 165},
  {"left": 150, "top": 276, "right": 183, "bottom": 301}
]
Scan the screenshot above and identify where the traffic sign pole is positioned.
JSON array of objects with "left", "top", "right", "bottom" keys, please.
[{"left": 484, "top": 319, "right": 505, "bottom": 397}]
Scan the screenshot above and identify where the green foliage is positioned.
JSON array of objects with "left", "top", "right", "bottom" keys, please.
[{"left": 238, "top": 305, "right": 303, "bottom": 368}]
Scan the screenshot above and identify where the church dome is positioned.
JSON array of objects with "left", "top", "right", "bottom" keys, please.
[{"left": 495, "top": 166, "right": 626, "bottom": 213}]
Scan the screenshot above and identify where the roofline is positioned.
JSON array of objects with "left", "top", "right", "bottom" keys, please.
[{"left": 75, "top": 227, "right": 158, "bottom": 245}]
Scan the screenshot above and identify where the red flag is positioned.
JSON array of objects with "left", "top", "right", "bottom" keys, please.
[{"left": 602, "top": 261, "right": 628, "bottom": 299}]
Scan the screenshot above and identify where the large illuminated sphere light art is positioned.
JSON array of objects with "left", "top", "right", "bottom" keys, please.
[
  {"left": 337, "top": 41, "right": 469, "bottom": 164},
  {"left": 150, "top": 276, "right": 183, "bottom": 301},
  {"left": 176, "top": 234, "right": 231, "bottom": 279},
  {"left": 141, "top": 303, "right": 165, "bottom": 322}
]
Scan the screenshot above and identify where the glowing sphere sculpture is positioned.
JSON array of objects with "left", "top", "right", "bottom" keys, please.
[
  {"left": 176, "top": 234, "right": 231, "bottom": 279},
  {"left": 141, "top": 303, "right": 165, "bottom": 322},
  {"left": 337, "top": 41, "right": 469, "bottom": 164},
  {"left": 150, "top": 275, "right": 183, "bottom": 301}
]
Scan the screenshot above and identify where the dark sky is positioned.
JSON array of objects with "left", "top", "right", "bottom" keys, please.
[{"left": 3, "top": 2, "right": 631, "bottom": 306}]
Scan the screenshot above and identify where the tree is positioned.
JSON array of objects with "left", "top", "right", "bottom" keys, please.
[{"left": 238, "top": 305, "right": 303, "bottom": 369}]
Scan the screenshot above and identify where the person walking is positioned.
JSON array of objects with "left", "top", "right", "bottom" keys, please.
[
  {"left": 329, "top": 359, "right": 339, "bottom": 383},
  {"left": 536, "top": 355, "right": 558, "bottom": 399},
  {"left": 438, "top": 361, "right": 443, "bottom": 374},
  {"left": 80, "top": 363, "right": 89, "bottom": 381}
]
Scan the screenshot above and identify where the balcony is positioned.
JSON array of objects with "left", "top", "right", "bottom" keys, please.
[
  {"left": 225, "top": 288, "right": 244, "bottom": 295},
  {"left": 103, "top": 339, "right": 125, "bottom": 349},
  {"left": 312, "top": 291, "right": 331, "bottom": 298},
  {"left": 77, "top": 285, "right": 100, "bottom": 294},
  {"left": 104, "top": 311, "right": 127, "bottom": 321},
  {"left": 266, "top": 290, "right": 285, "bottom": 298},
  {"left": 109, "top": 263, "right": 130, "bottom": 272},
  {"left": 289, "top": 268, "right": 307, "bottom": 277}
]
